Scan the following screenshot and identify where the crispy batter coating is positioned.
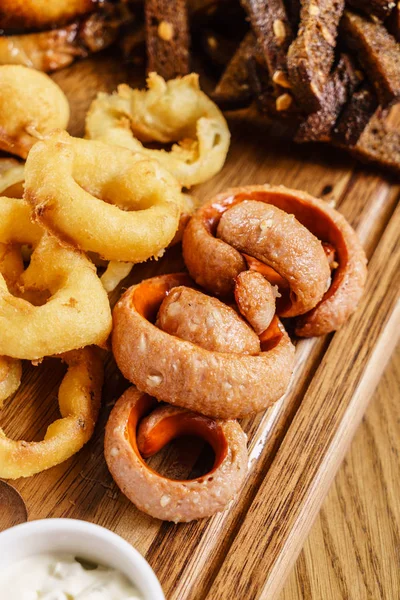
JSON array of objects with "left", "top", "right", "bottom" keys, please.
[
  {"left": 85, "top": 73, "right": 230, "bottom": 188},
  {"left": 0, "top": 196, "right": 111, "bottom": 360},
  {"left": 0, "top": 66, "right": 69, "bottom": 159},
  {"left": 0, "top": 347, "right": 103, "bottom": 479},
  {"left": 0, "top": 0, "right": 98, "bottom": 31},
  {"left": 105, "top": 388, "right": 248, "bottom": 522},
  {"left": 25, "top": 130, "right": 188, "bottom": 263},
  {"left": 0, "top": 357, "right": 22, "bottom": 407}
]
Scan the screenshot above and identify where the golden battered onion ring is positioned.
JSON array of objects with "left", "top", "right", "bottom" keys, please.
[
  {"left": 0, "top": 357, "right": 22, "bottom": 408},
  {"left": 0, "top": 8, "right": 131, "bottom": 73},
  {"left": 105, "top": 387, "right": 248, "bottom": 522},
  {"left": 0, "top": 66, "right": 69, "bottom": 159},
  {"left": 112, "top": 274, "right": 295, "bottom": 419},
  {"left": 0, "top": 159, "right": 25, "bottom": 198},
  {"left": 0, "top": 347, "right": 103, "bottom": 479},
  {"left": 25, "top": 130, "right": 188, "bottom": 263},
  {"left": 85, "top": 72, "right": 231, "bottom": 188},
  {"left": 0, "top": 196, "right": 112, "bottom": 360},
  {"left": 100, "top": 195, "right": 195, "bottom": 294},
  {"left": 0, "top": 0, "right": 98, "bottom": 31},
  {"left": 182, "top": 185, "right": 367, "bottom": 336}
]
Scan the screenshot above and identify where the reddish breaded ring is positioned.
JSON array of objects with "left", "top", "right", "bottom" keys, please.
[
  {"left": 112, "top": 273, "right": 295, "bottom": 419},
  {"left": 105, "top": 387, "right": 248, "bottom": 522},
  {"left": 182, "top": 185, "right": 367, "bottom": 336}
]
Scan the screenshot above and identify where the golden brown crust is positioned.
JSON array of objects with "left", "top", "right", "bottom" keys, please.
[
  {"left": 112, "top": 273, "right": 295, "bottom": 419},
  {"left": 0, "top": 347, "right": 103, "bottom": 479},
  {"left": 105, "top": 387, "right": 248, "bottom": 522},
  {"left": 182, "top": 185, "right": 367, "bottom": 337},
  {"left": 0, "top": 65, "right": 69, "bottom": 158},
  {"left": 0, "top": 0, "right": 98, "bottom": 31}
]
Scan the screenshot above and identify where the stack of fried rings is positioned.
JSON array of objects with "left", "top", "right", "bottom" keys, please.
[
  {"left": 107, "top": 185, "right": 367, "bottom": 521},
  {"left": 0, "top": 195, "right": 111, "bottom": 478},
  {"left": 24, "top": 129, "right": 194, "bottom": 292}
]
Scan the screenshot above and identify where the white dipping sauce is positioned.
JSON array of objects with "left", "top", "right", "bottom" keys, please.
[{"left": 0, "top": 553, "right": 143, "bottom": 599}]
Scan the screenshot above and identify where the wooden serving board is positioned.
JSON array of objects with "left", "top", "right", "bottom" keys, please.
[{"left": 1, "top": 52, "right": 400, "bottom": 600}]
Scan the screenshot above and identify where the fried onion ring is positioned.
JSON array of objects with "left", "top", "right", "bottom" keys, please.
[
  {"left": 0, "top": 0, "right": 99, "bottom": 31},
  {"left": 105, "top": 387, "right": 248, "bottom": 522},
  {"left": 0, "top": 8, "right": 132, "bottom": 73},
  {"left": 25, "top": 130, "right": 188, "bottom": 263},
  {"left": 85, "top": 73, "right": 231, "bottom": 188},
  {"left": 0, "top": 196, "right": 112, "bottom": 360},
  {"left": 112, "top": 273, "right": 295, "bottom": 419},
  {"left": 0, "top": 66, "right": 69, "bottom": 159},
  {"left": 0, "top": 357, "right": 22, "bottom": 408},
  {"left": 0, "top": 347, "right": 103, "bottom": 479},
  {"left": 182, "top": 185, "right": 367, "bottom": 336},
  {"left": 0, "top": 159, "right": 25, "bottom": 198}
]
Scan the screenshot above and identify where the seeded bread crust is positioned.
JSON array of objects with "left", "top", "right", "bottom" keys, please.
[
  {"left": 241, "top": 0, "right": 295, "bottom": 104},
  {"left": 346, "top": 0, "right": 396, "bottom": 20},
  {"left": 348, "top": 109, "right": 400, "bottom": 174},
  {"left": 287, "top": 0, "right": 345, "bottom": 113},
  {"left": 341, "top": 10, "right": 400, "bottom": 107},
  {"left": 332, "top": 84, "right": 379, "bottom": 145},
  {"left": 295, "top": 54, "right": 361, "bottom": 142},
  {"left": 145, "top": 0, "right": 190, "bottom": 80}
]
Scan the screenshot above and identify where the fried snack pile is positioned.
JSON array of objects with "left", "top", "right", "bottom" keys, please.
[
  {"left": 108, "top": 185, "right": 367, "bottom": 521},
  {"left": 0, "top": 66, "right": 69, "bottom": 159},
  {"left": 85, "top": 72, "right": 231, "bottom": 188},
  {"left": 0, "top": 1, "right": 133, "bottom": 73},
  {"left": 0, "top": 65, "right": 231, "bottom": 487}
]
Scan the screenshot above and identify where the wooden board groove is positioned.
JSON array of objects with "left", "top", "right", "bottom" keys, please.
[{"left": 0, "top": 54, "right": 399, "bottom": 600}]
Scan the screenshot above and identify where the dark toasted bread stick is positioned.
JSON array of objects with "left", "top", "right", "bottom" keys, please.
[
  {"left": 240, "top": 0, "right": 294, "bottom": 100},
  {"left": 341, "top": 10, "right": 400, "bottom": 107},
  {"left": 295, "top": 54, "right": 362, "bottom": 143},
  {"left": 287, "top": 0, "right": 345, "bottom": 113},
  {"left": 145, "top": 0, "right": 190, "bottom": 79},
  {"left": 212, "top": 31, "right": 255, "bottom": 109},
  {"left": 332, "top": 84, "right": 379, "bottom": 146}
]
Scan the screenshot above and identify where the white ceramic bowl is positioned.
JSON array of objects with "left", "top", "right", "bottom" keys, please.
[{"left": 0, "top": 518, "right": 165, "bottom": 600}]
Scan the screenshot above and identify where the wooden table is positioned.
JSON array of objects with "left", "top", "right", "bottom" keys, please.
[
  {"left": 1, "top": 54, "right": 399, "bottom": 600},
  {"left": 281, "top": 344, "right": 400, "bottom": 600}
]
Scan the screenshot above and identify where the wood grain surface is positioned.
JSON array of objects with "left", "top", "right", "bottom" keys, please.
[
  {"left": 281, "top": 345, "right": 400, "bottom": 600},
  {"left": 0, "top": 52, "right": 399, "bottom": 600}
]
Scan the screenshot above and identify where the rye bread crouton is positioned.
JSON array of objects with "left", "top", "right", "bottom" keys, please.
[
  {"left": 287, "top": 0, "right": 345, "bottom": 113},
  {"left": 341, "top": 10, "right": 400, "bottom": 106}
]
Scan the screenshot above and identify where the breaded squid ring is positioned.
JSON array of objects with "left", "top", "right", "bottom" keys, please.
[
  {"left": 0, "top": 347, "right": 103, "bottom": 479},
  {"left": 182, "top": 185, "right": 367, "bottom": 336},
  {"left": 25, "top": 130, "right": 189, "bottom": 263},
  {"left": 112, "top": 274, "right": 295, "bottom": 419},
  {"left": 0, "top": 0, "right": 99, "bottom": 31},
  {"left": 0, "top": 196, "right": 111, "bottom": 360},
  {"left": 0, "top": 8, "right": 131, "bottom": 73},
  {"left": 85, "top": 73, "right": 231, "bottom": 188},
  {"left": 0, "top": 357, "right": 22, "bottom": 408},
  {"left": 105, "top": 387, "right": 248, "bottom": 522},
  {"left": 0, "top": 66, "right": 69, "bottom": 159}
]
